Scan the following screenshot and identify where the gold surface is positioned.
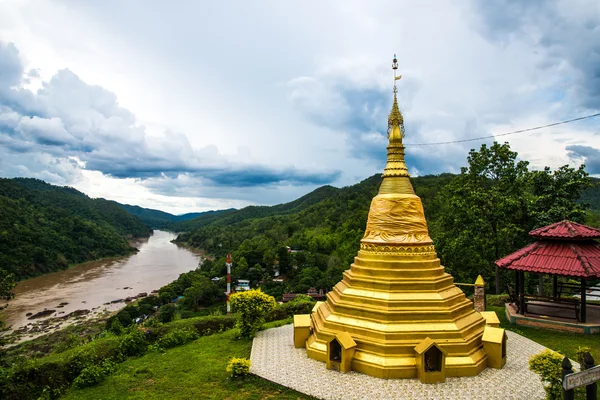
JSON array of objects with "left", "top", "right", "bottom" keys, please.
[
  {"left": 293, "top": 314, "right": 312, "bottom": 348},
  {"left": 303, "top": 61, "right": 493, "bottom": 380},
  {"left": 480, "top": 311, "right": 501, "bottom": 328},
  {"left": 482, "top": 327, "right": 507, "bottom": 369}
]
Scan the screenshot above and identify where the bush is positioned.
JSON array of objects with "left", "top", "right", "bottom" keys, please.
[
  {"left": 486, "top": 293, "right": 510, "bottom": 307},
  {"left": 529, "top": 349, "right": 564, "bottom": 400},
  {"left": 576, "top": 346, "right": 593, "bottom": 370},
  {"left": 157, "top": 303, "right": 177, "bottom": 323},
  {"left": 230, "top": 289, "right": 276, "bottom": 338},
  {"left": 226, "top": 357, "right": 251, "bottom": 378},
  {"left": 73, "top": 359, "right": 117, "bottom": 389},
  {"left": 118, "top": 329, "right": 148, "bottom": 357},
  {"left": 267, "top": 297, "right": 315, "bottom": 322},
  {"left": 153, "top": 328, "right": 198, "bottom": 349},
  {"left": 107, "top": 318, "right": 125, "bottom": 335}
]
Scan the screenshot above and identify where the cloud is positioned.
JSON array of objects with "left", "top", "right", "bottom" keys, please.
[
  {"left": 566, "top": 145, "right": 600, "bottom": 174},
  {"left": 0, "top": 41, "right": 340, "bottom": 192},
  {"left": 0, "top": 42, "right": 22, "bottom": 89},
  {"left": 473, "top": 0, "right": 600, "bottom": 110}
]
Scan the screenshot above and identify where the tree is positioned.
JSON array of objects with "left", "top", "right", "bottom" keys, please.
[
  {"left": 433, "top": 142, "right": 530, "bottom": 293},
  {"left": 528, "top": 164, "right": 591, "bottom": 228},
  {"left": 0, "top": 268, "right": 15, "bottom": 338},
  {"left": 181, "top": 276, "right": 220, "bottom": 311}
]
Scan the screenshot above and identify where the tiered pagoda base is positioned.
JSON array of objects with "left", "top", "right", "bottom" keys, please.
[{"left": 305, "top": 247, "right": 488, "bottom": 379}]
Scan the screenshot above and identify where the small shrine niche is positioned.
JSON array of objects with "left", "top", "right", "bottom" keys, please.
[
  {"left": 326, "top": 332, "right": 357, "bottom": 373},
  {"left": 330, "top": 339, "right": 342, "bottom": 363},
  {"left": 414, "top": 337, "right": 447, "bottom": 384},
  {"left": 425, "top": 346, "right": 442, "bottom": 372}
]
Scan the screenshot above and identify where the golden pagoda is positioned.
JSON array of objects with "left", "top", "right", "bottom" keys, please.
[{"left": 294, "top": 55, "right": 505, "bottom": 381}]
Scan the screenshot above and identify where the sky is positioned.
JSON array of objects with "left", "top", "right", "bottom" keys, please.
[{"left": 0, "top": 0, "right": 599, "bottom": 214}]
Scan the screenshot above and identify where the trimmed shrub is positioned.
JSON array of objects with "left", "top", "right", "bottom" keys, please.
[
  {"left": 226, "top": 357, "right": 251, "bottom": 378},
  {"left": 230, "top": 289, "right": 276, "bottom": 338},
  {"left": 529, "top": 349, "right": 564, "bottom": 400},
  {"left": 267, "top": 297, "right": 315, "bottom": 322}
]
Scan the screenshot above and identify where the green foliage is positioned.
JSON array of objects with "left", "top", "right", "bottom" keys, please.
[
  {"left": 157, "top": 304, "right": 177, "bottom": 323},
  {"left": 117, "top": 203, "right": 233, "bottom": 229},
  {"left": 432, "top": 142, "right": 591, "bottom": 293},
  {"left": 118, "top": 329, "right": 148, "bottom": 357},
  {"left": 0, "top": 178, "right": 151, "bottom": 280},
  {"left": 181, "top": 275, "right": 220, "bottom": 311},
  {"left": 60, "top": 327, "right": 309, "bottom": 400},
  {"left": 152, "top": 328, "right": 198, "bottom": 350},
  {"left": 528, "top": 350, "right": 564, "bottom": 400},
  {"left": 267, "top": 296, "right": 316, "bottom": 322},
  {"left": 73, "top": 359, "right": 117, "bottom": 389},
  {"left": 107, "top": 317, "right": 125, "bottom": 335},
  {"left": 576, "top": 346, "right": 593, "bottom": 370},
  {"left": 226, "top": 357, "right": 251, "bottom": 378},
  {"left": 230, "top": 290, "right": 276, "bottom": 338},
  {"left": 528, "top": 165, "right": 591, "bottom": 227}
]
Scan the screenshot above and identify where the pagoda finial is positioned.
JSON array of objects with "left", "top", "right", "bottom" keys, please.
[
  {"left": 382, "top": 54, "right": 409, "bottom": 178},
  {"left": 388, "top": 54, "right": 404, "bottom": 138}
]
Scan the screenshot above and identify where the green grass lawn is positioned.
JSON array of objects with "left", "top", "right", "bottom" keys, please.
[
  {"left": 31, "top": 306, "right": 597, "bottom": 400},
  {"left": 61, "top": 323, "right": 312, "bottom": 400},
  {"left": 488, "top": 305, "right": 599, "bottom": 362}
]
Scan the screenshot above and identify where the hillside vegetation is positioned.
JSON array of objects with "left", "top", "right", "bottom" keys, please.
[
  {"left": 175, "top": 143, "right": 595, "bottom": 295},
  {"left": 115, "top": 203, "right": 234, "bottom": 229},
  {"left": 0, "top": 178, "right": 151, "bottom": 280}
]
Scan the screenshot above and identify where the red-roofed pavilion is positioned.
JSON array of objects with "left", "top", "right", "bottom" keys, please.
[{"left": 496, "top": 220, "right": 600, "bottom": 323}]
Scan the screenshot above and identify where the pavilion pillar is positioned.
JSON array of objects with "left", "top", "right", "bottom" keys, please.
[
  {"left": 514, "top": 271, "right": 520, "bottom": 313},
  {"left": 552, "top": 275, "right": 558, "bottom": 298},
  {"left": 538, "top": 274, "right": 543, "bottom": 296},
  {"left": 581, "top": 279, "right": 587, "bottom": 323},
  {"left": 519, "top": 271, "right": 525, "bottom": 316}
]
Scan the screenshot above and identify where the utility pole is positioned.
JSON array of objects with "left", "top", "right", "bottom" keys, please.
[{"left": 226, "top": 253, "right": 232, "bottom": 314}]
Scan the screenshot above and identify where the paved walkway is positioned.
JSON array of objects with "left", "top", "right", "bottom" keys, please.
[{"left": 250, "top": 324, "right": 550, "bottom": 400}]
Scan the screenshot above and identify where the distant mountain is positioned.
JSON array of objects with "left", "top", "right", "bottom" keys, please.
[
  {"left": 115, "top": 203, "right": 235, "bottom": 229},
  {"left": 168, "top": 185, "right": 340, "bottom": 232},
  {"left": 0, "top": 178, "right": 152, "bottom": 279}
]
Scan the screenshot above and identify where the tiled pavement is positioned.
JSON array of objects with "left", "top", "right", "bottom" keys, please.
[{"left": 250, "top": 324, "right": 551, "bottom": 400}]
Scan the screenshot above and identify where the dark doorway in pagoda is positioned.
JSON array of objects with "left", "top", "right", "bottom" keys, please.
[
  {"left": 330, "top": 338, "right": 342, "bottom": 363},
  {"left": 425, "top": 347, "right": 443, "bottom": 372}
]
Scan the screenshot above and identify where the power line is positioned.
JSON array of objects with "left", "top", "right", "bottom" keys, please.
[{"left": 404, "top": 112, "right": 600, "bottom": 146}]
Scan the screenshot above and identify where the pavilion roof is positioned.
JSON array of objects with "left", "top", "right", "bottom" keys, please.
[
  {"left": 495, "top": 241, "right": 600, "bottom": 278},
  {"left": 529, "top": 220, "right": 600, "bottom": 240}
]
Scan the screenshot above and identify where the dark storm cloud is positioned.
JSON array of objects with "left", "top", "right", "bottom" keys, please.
[
  {"left": 0, "top": 41, "right": 340, "bottom": 189},
  {"left": 566, "top": 145, "right": 600, "bottom": 174},
  {"left": 474, "top": 0, "right": 600, "bottom": 110}
]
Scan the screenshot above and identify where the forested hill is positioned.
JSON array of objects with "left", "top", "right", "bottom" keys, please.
[
  {"left": 115, "top": 203, "right": 234, "bottom": 229},
  {"left": 175, "top": 173, "right": 455, "bottom": 267},
  {"left": 169, "top": 185, "right": 340, "bottom": 232},
  {"left": 580, "top": 177, "right": 600, "bottom": 210},
  {"left": 0, "top": 178, "right": 152, "bottom": 280}
]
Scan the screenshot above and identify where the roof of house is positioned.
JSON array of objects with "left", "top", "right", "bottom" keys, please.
[
  {"left": 495, "top": 241, "right": 600, "bottom": 278},
  {"left": 529, "top": 220, "right": 600, "bottom": 240}
]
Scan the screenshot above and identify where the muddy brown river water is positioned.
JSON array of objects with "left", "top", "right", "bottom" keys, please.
[{"left": 1, "top": 230, "right": 202, "bottom": 336}]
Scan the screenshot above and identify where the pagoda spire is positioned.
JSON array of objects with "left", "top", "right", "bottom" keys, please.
[{"left": 382, "top": 54, "right": 410, "bottom": 180}]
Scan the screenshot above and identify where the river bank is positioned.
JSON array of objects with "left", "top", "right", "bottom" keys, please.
[{"left": 0, "top": 230, "right": 202, "bottom": 345}]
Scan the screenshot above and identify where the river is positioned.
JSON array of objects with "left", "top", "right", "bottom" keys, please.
[{"left": 1, "top": 230, "right": 202, "bottom": 339}]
